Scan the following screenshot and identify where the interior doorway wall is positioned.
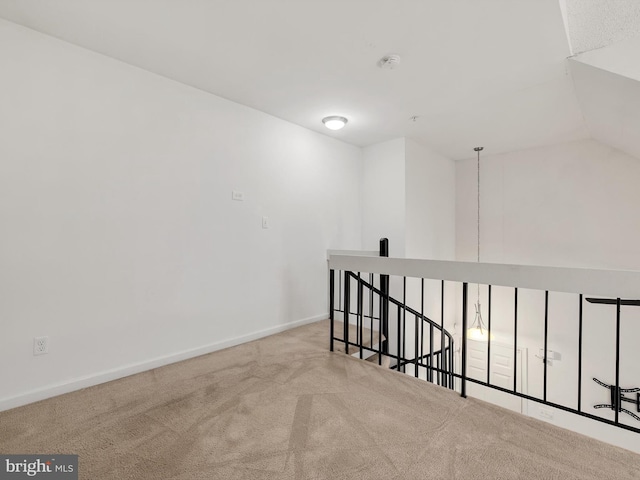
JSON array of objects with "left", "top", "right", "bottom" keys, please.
[{"left": 466, "top": 339, "right": 529, "bottom": 414}]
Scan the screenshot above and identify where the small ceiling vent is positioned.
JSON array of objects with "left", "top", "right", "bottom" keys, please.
[{"left": 378, "top": 54, "right": 401, "bottom": 69}]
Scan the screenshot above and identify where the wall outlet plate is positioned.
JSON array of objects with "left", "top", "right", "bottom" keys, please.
[
  {"left": 34, "top": 336, "right": 49, "bottom": 355},
  {"left": 537, "top": 348, "right": 561, "bottom": 365}
]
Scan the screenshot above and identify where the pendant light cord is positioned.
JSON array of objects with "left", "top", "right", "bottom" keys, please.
[
  {"left": 475, "top": 147, "right": 483, "bottom": 303},
  {"left": 477, "top": 148, "right": 480, "bottom": 265}
]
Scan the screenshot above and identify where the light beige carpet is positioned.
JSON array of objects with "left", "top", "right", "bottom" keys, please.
[{"left": 1, "top": 320, "right": 639, "bottom": 479}]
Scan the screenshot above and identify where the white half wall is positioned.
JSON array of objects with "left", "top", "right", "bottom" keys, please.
[{"left": 0, "top": 19, "right": 362, "bottom": 409}]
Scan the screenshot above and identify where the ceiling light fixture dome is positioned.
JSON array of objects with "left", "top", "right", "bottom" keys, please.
[{"left": 322, "top": 116, "right": 348, "bottom": 130}]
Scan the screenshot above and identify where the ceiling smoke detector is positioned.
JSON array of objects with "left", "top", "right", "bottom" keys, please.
[{"left": 377, "top": 54, "right": 401, "bottom": 69}]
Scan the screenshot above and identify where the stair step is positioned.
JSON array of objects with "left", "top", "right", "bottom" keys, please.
[
  {"left": 365, "top": 353, "right": 391, "bottom": 368},
  {"left": 333, "top": 321, "right": 386, "bottom": 360}
]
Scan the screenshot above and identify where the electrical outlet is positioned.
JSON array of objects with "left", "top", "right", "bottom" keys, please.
[
  {"left": 34, "top": 336, "right": 49, "bottom": 356},
  {"left": 536, "top": 349, "right": 561, "bottom": 366}
]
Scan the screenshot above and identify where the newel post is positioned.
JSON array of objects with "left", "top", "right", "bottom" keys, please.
[{"left": 379, "top": 238, "right": 389, "bottom": 354}]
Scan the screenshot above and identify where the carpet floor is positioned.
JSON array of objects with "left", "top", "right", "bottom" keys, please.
[{"left": 1, "top": 320, "right": 639, "bottom": 479}]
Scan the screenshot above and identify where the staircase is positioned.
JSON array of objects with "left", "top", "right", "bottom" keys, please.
[
  {"left": 333, "top": 321, "right": 391, "bottom": 368},
  {"left": 328, "top": 239, "right": 640, "bottom": 439},
  {"left": 329, "top": 238, "right": 455, "bottom": 389}
]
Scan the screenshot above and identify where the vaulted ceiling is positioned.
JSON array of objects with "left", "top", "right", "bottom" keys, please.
[{"left": 0, "top": 1, "right": 639, "bottom": 161}]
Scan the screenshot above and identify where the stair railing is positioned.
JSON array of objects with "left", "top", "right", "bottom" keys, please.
[
  {"left": 329, "top": 238, "right": 455, "bottom": 389},
  {"left": 328, "top": 250, "right": 640, "bottom": 438}
]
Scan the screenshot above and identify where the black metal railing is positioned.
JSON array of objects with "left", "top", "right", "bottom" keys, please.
[
  {"left": 456, "top": 287, "right": 640, "bottom": 435},
  {"left": 328, "top": 246, "right": 640, "bottom": 439},
  {"left": 329, "top": 240, "right": 455, "bottom": 389},
  {"left": 330, "top": 238, "right": 389, "bottom": 362}
]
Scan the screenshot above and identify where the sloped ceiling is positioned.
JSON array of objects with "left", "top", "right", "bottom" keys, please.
[
  {"left": 0, "top": 0, "right": 589, "bottom": 160},
  {"left": 570, "top": 34, "right": 640, "bottom": 160},
  {"left": 562, "top": 0, "right": 640, "bottom": 161},
  {"left": 563, "top": 0, "right": 640, "bottom": 54}
]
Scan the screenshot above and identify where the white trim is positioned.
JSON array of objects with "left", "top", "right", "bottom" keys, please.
[
  {"left": 326, "top": 249, "right": 378, "bottom": 260},
  {"left": 328, "top": 255, "right": 640, "bottom": 298},
  {"left": 0, "top": 314, "right": 327, "bottom": 412}
]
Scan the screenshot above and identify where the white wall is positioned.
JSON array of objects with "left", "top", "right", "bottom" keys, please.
[
  {"left": 0, "top": 19, "right": 362, "bottom": 409},
  {"left": 405, "top": 139, "right": 456, "bottom": 261},
  {"left": 361, "top": 138, "right": 405, "bottom": 256},
  {"left": 457, "top": 139, "right": 640, "bottom": 269},
  {"left": 361, "top": 137, "right": 457, "bottom": 260},
  {"left": 456, "top": 138, "right": 640, "bottom": 451}
]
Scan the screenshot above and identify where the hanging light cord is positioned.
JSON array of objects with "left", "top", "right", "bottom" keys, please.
[
  {"left": 471, "top": 147, "right": 486, "bottom": 337},
  {"left": 475, "top": 147, "right": 483, "bottom": 302}
]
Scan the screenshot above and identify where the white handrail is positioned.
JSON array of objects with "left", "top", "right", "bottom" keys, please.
[
  {"left": 328, "top": 255, "right": 640, "bottom": 298},
  {"left": 326, "top": 249, "right": 378, "bottom": 260}
]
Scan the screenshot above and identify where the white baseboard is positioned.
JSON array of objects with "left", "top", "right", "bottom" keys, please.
[{"left": 0, "top": 314, "right": 327, "bottom": 412}]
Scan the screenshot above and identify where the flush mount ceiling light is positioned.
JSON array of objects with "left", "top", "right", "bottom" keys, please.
[{"left": 322, "top": 116, "right": 348, "bottom": 130}]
